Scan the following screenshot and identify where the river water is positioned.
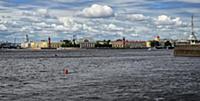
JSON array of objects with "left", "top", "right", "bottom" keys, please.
[{"left": 0, "top": 49, "right": 200, "bottom": 101}]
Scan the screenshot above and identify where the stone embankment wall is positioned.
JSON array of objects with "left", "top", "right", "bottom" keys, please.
[{"left": 174, "top": 45, "right": 200, "bottom": 56}]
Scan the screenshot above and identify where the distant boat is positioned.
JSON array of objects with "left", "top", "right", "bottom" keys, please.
[
  {"left": 148, "top": 47, "right": 157, "bottom": 51},
  {"left": 174, "top": 15, "right": 200, "bottom": 57},
  {"left": 148, "top": 48, "right": 152, "bottom": 51}
]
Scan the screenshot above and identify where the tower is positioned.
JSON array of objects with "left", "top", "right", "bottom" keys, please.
[
  {"left": 188, "top": 15, "right": 198, "bottom": 44},
  {"left": 48, "top": 36, "right": 51, "bottom": 48},
  {"left": 25, "top": 34, "right": 29, "bottom": 43},
  {"left": 123, "top": 37, "right": 126, "bottom": 48}
]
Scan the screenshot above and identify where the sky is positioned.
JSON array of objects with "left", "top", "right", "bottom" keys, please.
[{"left": 0, "top": 0, "right": 200, "bottom": 42}]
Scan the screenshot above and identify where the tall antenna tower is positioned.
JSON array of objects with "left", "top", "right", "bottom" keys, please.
[
  {"left": 188, "top": 15, "right": 198, "bottom": 44},
  {"left": 191, "top": 15, "right": 197, "bottom": 39}
]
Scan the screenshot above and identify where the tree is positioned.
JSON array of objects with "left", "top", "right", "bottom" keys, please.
[
  {"left": 150, "top": 40, "right": 160, "bottom": 47},
  {"left": 164, "top": 41, "right": 172, "bottom": 48},
  {"left": 61, "top": 40, "right": 73, "bottom": 47}
]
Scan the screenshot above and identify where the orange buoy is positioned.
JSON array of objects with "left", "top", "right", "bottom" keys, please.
[{"left": 64, "top": 68, "right": 69, "bottom": 75}]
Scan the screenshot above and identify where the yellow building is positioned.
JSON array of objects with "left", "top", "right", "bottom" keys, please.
[
  {"left": 146, "top": 41, "right": 151, "bottom": 48},
  {"left": 29, "top": 41, "right": 64, "bottom": 49},
  {"left": 30, "top": 41, "right": 48, "bottom": 49}
]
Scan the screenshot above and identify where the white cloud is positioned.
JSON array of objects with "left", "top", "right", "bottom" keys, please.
[
  {"left": 54, "top": 25, "right": 67, "bottom": 31},
  {"left": 0, "top": 18, "right": 8, "bottom": 24},
  {"left": 156, "top": 15, "right": 173, "bottom": 25},
  {"left": 37, "top": 8, "right": 48, "bottom": 15},
  {"left": 107, "top": 24, "right": 124, "bottom": 31},
  {"left": 0, "top": 24, "right": 7, "bottom": 31},
  {"left": 58, "top": 17, "right": 75, "bottom": 27},
  {"left": 33, "top": 26, "right": 42, "bottom": 31},
  {"left": 22, "top": 11, "right": 37, "bottom": 16},
  {"left": 127, "top": 14, "right": 149, "bottom": 21},
  {"left": 57, "top": 17, "right": 83, "bottom": 32},
  {"left": 172, "top": 17, "right": 188, "bottom": 27},
  {"left": 34, "top": 22, "right": 50, "bottom": 28},
  {"left": 0, "top": 0, "right": 199, "bottom": 41},
  {"left": 155, "top": 15, "right": 187, "bottom": 27},
  {"left": 82, "top": 4, "right": 114, "bottom": 18},
  {"left": 22, "top": 8, "right": 49, "bottom": 17},
  {"left": 20, "top": 26, "right": 32, "bottom": 32}
]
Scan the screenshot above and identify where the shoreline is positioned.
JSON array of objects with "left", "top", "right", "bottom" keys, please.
[{"left": 0, "top": 48, "right": 171, "bottom": 52}]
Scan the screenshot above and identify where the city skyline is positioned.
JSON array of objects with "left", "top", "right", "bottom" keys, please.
[{"left": 0, "top": 0, "right": 200, "bottom": 42}]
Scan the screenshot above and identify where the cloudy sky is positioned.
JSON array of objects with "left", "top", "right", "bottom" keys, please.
[{"left": 0, "top": 0, "right": 200, "bottom": 42}]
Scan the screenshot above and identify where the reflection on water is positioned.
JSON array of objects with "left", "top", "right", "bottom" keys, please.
[{"left": 0, "top": 49, "right": 200, "bottom": 101}]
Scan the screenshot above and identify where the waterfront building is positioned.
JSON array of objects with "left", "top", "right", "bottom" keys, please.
[
  {"left": 175, "top": 40, "right": 190, "bottom": 45},
  {"left": 30, "top": 41, "right": 63, "bottom": 49},
  {"left": 21, "top": 41, "right": 63, "bottom": 49},
  {"left": 21, "top": 36, "right": 63, "bottom": 49},
  {"left": 112, "top": 37, "right": 147, "bottom": 49},
  {"left": 146, "top": 41, "right": 151, "bottom": 48},
  {"left": 80, "top": 39, "right": 95, "bottom": 48},
  {"left": 21, "top": 34, "right": 31, "bottom": 48},
  {"left": 127, "top": 41, "right": 147, "bottom": 49},
  {"left": 30, "top": 41, "right": 48, "bottom": 49},
  {"left": 111, "top": 39, "right": 128, "bottom": 48},
  {"left": 21, "top": 42, "right": 31, "bottom": 48}
]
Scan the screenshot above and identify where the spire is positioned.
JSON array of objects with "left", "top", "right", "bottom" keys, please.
[
  {"left": 191, "top": 15, "right": 194, "bottom": 32},
  {"left": 48, "top": 36, "right": 51, "bottom": 48},
  {"left": 25, "top": 34, "right": 29, "bottom": 42}
]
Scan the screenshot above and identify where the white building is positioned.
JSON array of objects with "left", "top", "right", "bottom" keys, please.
[
  {"left": 21, "top": 42, "right": 31, "bottom": 48},
  {"left": 80, "top": 39, "right": 95, "bottom": 49}
]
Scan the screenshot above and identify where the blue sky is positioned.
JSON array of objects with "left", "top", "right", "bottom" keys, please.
[{"left": 0, "top": 0, "right": 200, "bottom": 42}]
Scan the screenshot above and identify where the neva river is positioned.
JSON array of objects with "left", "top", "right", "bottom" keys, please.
[{"left": 0, "top": 49, "right": 200, "bottom": 101}]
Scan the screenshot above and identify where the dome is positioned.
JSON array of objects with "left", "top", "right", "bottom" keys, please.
[{"left": 84, "top": 39, "right": 89, "bottom": 42}]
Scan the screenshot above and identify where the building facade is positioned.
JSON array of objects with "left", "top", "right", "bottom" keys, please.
[
  {"left": 112, "top": 38, "right": 147, "bottom": 49},
  {"left": 80, "top": 39, "right": 95, "bottom": 48},
  {"left": 21, "top": 41, "right": 63, "bottom": 49},
  {"left": 111, "top": 39, "right": 128, "bottom": 48},
  {"left": 30, "top": 41, "right": 48, "bottom": 49},
  {"left": 127, "top": 41, "right": 147, "bottom": 49},
  {"left": 21, "top": 42, "right": 31, "bottom": 48}
]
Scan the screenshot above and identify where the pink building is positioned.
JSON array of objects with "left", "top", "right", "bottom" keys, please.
[
  {"left": 112, "top": 38, "right": 146, "bottom": 49},
  {"left": 111, "top": 38, "right": 128, "bottom": 48},
  {"left": 127, "top": 41, "right": 147, "bottom": 49}
]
